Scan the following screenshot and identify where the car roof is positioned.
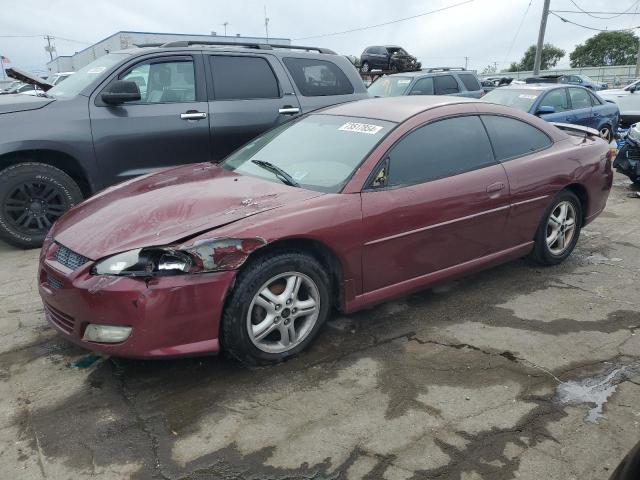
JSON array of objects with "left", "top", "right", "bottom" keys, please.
[
  {"left": 383, "top": 70, "right": 474, "bottom": 78},
  {"left": 115, "top": 44, "right": 340, "bottom": 58},
  {"left": 497, "top": 83, "right": 571, "bottom": 91},
  {"left": 317, "top": 96, "right": 479, "bottom": 122}
]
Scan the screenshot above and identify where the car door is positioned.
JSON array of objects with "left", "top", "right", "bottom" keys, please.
[
  {"left": 373, "top": 47, "right": 388, "bottom": 69},
  {"left": 480, "top": 114, "right": 556, "bottom": 246},
  {"left": 408, "top": 77, "right": 434, "bottom": 96},
  {"left": 360, "top": 115, "right": 511, "bottom": 292},
  {"left": 567, "top": 87, "right": 594, "bottom": 127},
  {"left": 537, "top": 87, "right": 572, "bottom": 122},
  {"left": 89, "top": 54, "right": 210, "bottom": 186},
  {"left": 206, "top": 53, "right": 301, "bottom": 162},
  {"left": 434, "top": 75, "right": 461, "bottom": 96}
]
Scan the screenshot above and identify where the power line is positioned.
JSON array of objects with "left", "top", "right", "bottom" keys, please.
[
  {"left": 502, "top": 0, "right": 533, "bottom": 68},
  {"left": 549, "top": 11, "right": 640, "bottom": 32},
  {"left": 293, "top": 0, "right": 473, "bottom": 40},
  {"left": 566, "top": 0, "right": 640, "bottom": 20},
  {"left": 0, "top": 34, "right": 90, "bottom": 44},
  {"left": 552, "top": 10, "right": 640, "bottom": 16}
]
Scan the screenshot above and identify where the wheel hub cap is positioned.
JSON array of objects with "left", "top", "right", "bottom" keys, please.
[
  {"left": 546, "top": 201, "right": 577, "bottom": 255},
  {"left": 3, "top": 180, "right": 67, "bottom": 235}
]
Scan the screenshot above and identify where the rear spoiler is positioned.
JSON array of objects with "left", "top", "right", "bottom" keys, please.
[{"left": 551, "top": 122, "right": 599, "bottom": 138}]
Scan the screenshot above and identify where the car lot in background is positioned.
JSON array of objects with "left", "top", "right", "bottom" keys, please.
[
  {"left": 360, "top": 45, "right": 420, "bottom": 73},
  {"left": 47, "top": 71, "right": 74, "bottom": 86},
  {"left": 368, "top": 67, "right": 483, "bottom": 98},
  {"left": 525, "top": 74, "right": 607, "bottom": 91},
  {"left": 600, "top": 79, "right": 640, "bottom": 127},
  {"left": 482, "top": 84, "right": 619, "bottom": 141},
  {"left": 38, "top": 96, "right": 612, "bottom": 365},
  {"left": 0, "top": 41, "right": 368, "bottom": 249}
]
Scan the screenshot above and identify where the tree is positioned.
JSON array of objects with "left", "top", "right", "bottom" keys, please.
[
  {"left": 570, "top": 31, "right": 639, "bottom": 67},
  {"left": 507, "top": 43, "right": 565, "bottom": 72},
  {"left": 481, "top": 64, "right": 497, "bottom": 75}
]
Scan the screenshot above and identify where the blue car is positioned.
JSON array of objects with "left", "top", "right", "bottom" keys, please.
[{"left": 482, "top": 84, "right": 619, "bottom": 142}]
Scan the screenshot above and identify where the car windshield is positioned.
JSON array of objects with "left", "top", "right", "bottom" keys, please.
[
  {"left": 47, "top": 53, "right": 127, "bottom": 99},
  {"left": 482, "top": 88, "right": 540, "bottom": 112},
  {"left": 368, "top": 76, "right": 412, "bottom": 97},
  {"left": 624, "top": 79, "right": 640, "bottom": 91},
  {"left": 580, "top": 75, "right": 596, "bottom": 83},
  {"left": 222, "top": 114, "right": 395, "bottom": 193}
]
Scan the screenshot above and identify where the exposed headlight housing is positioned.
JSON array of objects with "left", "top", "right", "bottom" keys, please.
[
  {"left": 92, "top": 248, "right": 194, "bottom": 276},
  {"left": 83, "top": 324, "right": 132, "bottom": 343}
]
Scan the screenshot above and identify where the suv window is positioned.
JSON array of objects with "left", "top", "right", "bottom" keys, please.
[
  {"left": 386, "top": 116, "right": 495, "bottom": 187},
  {"left": 434, "top": 75, "right": 459, "bottom": 95},
  {"left": 210, "top": 56, "right": 279, "bottom": 100},
  {"left": 409, "top": 77, "right": 434, "bottom": 95},
  {"left": 568, "top": 87, "right": 591, "bottom": 109},
  {"left": 481, "top": 115, "right": 552, "bottom": 161},
  {"left": 458, "top": 73, "right": 481, "bottom": 91},
  {"left": 122, "top": 58, "right": 195, "bottom": 103},
  {"left": 540, "top": 89, "right": 569, "bottom": 112},
  {"left": 283, "top": 57, "right": 354, "bottom": 96}
]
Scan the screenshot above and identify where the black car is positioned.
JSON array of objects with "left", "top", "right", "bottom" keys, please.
[
  {"left": 360, "top": 45, "right": 420, "bottom": 73},
  {"left": 0, "top": 41, "right": 368, "bottom": 248}
]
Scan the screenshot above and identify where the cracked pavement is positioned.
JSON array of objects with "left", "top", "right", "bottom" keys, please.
[{"left": 1, "top": 174, "right": 639, "bottom": 479}]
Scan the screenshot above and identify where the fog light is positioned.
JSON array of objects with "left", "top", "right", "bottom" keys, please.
[{"left": 83, "top": 324, "right": 132, "bottom": 343}]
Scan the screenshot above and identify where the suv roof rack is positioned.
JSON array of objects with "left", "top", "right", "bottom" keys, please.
[
  {"left": 423, "top": 67, "right": 467, "bottom": 73},
  {"left": 159, "top": 40, "right": 336, "bottom": 54}
]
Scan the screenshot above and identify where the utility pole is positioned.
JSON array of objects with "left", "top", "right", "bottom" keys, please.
[
  {"left": 222, "top": 22, "right": 229, "bottom": 36},
  {"left": 635, "top": 39, "right": 640, "bottom": 78},
  {"left": 464, "top": 56, "right": 469, "bottom": 69},
  {"left": 44, "top": 35, "right": 55, "bottom": 61},
  {"left": 533, "top": 0, "right": 550, "bottom": 75},
  {"left": 264, "top": 6, "right": 270, "bottom": 42}
]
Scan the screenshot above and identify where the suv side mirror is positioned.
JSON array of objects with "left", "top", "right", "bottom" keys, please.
[
  {"left": 536, "top": 105, "right": 555, "bottom": 115},
  {"left": 101, "top": 80, "right": 141, "bottom": 105}
]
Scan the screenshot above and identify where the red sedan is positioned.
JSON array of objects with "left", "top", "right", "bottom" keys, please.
[{"left": 38, "top": 96, "right": 613, "bottom": 365}]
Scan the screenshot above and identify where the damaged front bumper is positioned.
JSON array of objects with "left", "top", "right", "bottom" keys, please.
[
  {"left": 613, "top": 143, "right": 640, "bottom": 182},
  {"left": 38, "top": 245, "right": 236, "bottom": 358}
]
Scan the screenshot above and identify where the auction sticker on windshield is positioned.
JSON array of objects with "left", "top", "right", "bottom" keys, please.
[
  {"left": 339, "top": 122, "right": 384, "bottom": 135},
  {"left": 519, "top": 94, "right": 538, "bottom": 99}
]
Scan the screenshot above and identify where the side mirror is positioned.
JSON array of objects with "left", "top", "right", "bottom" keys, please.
[
  {"left": 536, "top": 105, "right": 555, "bottom": 115},
  {"left": 101, "top": 80, "right": 141, "bottom": 105}
]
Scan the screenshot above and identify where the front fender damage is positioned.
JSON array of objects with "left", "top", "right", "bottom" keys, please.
[{"left": 184, "top": 237, "right": 267, "bottom": 271}]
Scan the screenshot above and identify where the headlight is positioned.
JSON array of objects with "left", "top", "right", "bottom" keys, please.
[
  {"left": 628, "top": 124, "right": 640, "bottom": 143},
  {"left": 92, "top": 248, "right": 194, "bottom": 276}
]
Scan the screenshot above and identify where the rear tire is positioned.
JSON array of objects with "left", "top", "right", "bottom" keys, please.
[
  {"left": 0, "top": 162, "right": 83, "bottom": 249},
  {"left": 599, "top": 125, "right": 613, "bottom": 143},
  {"left": 221, "top": 252, "right": 331, "bottom": 366},
  {"left": 529, "top": 190, "right": 582, "bottom": 266}
]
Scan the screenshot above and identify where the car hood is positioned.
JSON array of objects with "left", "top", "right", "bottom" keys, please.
[
  {"left": 6, "top": 67, "right": 53, "bottom": 91},
  {"left": 600, "top": 89, "right": 629, "bottom": 97},
  {"left": 52, "top": 163, "right": 325, "bottom": 260},
  {"left": 0, "top": 94, "right": 54, "bottom": 114}
]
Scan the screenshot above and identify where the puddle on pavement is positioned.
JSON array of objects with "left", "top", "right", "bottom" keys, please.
[{"left": 555, "top": 360, "right": 640, "bottom": 422}]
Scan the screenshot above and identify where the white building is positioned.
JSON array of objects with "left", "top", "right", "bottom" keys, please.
[{"left": 47, "top": 31, "right": 291, "bottom": 74}]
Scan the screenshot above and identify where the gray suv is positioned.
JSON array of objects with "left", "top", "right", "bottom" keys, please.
[
  {"left": 368, "top": 67, "right": 484, "bottom": 98},
  {"left": 0, "top": 41, "right": 368, "bottom": 248}
]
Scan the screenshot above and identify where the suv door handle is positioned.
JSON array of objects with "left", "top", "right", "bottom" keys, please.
[
  {"left": 279, "top": 106, "right": 300, "bottom": 115},
  {"left": 486, "top": 182, "right": 505, "bottom": 193},
  {"left": 180, "top": 111, "right": 207, "bottom": 120}
]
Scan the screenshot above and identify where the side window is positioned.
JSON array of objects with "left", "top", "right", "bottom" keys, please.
[
  {"left": 570, "top": 76, "right": 582, "bottom": 83},
  {"left": 458, "top": 73, "right": 481, "bottom": 92},
  {"left": 588, "top": 91, "right": 603, "bottom": 106},
  {"left": 481, "top": 115, "right": 552, "bottom": 161},
  {"left": 121, "top": 59, "right": 195, "bottom": 103},
  {"left": 210, "top": 56, "right": 279, "bottom": 100},
  {"left": 539, "top": 89, "right": 569, "bottom": 112},
  {"left": 409, "top": 77, "right": 434, "bottom": 95},
  {"left": 283, "top": 57, "right": 354, "bottom": 96},
  {"left": 568, "top": 88, "right": 591, "bottom": 109},
  {"left": 386, "top": 116, "right": 495, "bottom": 187},
  {"left": 434, "top": 75, "right": 459, "bottom": 95}
]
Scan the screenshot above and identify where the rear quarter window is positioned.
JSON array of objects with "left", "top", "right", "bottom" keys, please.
[
  {"left": 283, "top": 57, "right": 354, "bottom": 97},
  {"left": 458, "top": 73, "right": 481, "bottom": 91},
  {"left": 210, "top": 56, "right": 280, "bottom": 100},
  {"left": 481, "top": 115, "right": 552, "bottom": 161}
]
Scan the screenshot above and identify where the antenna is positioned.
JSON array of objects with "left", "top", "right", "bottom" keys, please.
[{"left": 264, "top": 5, "right": 269, "bottom": 42}]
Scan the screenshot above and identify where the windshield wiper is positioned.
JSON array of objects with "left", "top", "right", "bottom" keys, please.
[{"left": 251, "top": 160, "right": 300, "bottom": 187}]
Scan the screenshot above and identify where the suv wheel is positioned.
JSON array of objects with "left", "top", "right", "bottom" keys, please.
[
  {"left": 221, "top": 252, "right": 331, "bottom": 366},
  {"left": 361, "top": 61, "right": 370, "bottom": 73},
  {"left": 0, "top": 162, "right": 83, "bottom": 248}
]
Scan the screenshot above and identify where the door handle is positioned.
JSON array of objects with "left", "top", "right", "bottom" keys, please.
[
  {"left": 279, "top": 106, "right": 300, "bottom": 115},
  {"left": 180, "top": 111, "right": 207, "bottom": 120},
  {"left": 486, "top": 182, "right": 505, "bottom": 193}
]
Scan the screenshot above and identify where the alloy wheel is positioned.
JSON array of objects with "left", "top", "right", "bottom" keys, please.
[
  {"left": 3, "top": 180, "right": 68, "bottom": 235},
  {"left": 546, "top": 201, "right": 577, "bottom": 255},
  {"left": 599, "top": 127, "right": 612, "bottom": 143},
  {"left": 247, "top": 272, "right": 320, "bottom": 354}
]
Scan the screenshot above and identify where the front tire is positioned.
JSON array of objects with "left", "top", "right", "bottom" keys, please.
[
  {"left": 529, "top": 190, "right": 582, "bottom": 265},
  {"left": 0, "top": 162, "right": 83, "bottom": 248},
  {"left": 221, "top": 252, "right": 331, "bottom": 366}
]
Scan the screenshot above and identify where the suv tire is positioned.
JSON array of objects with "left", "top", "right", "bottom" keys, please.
[{"left": 0, "top": 162, "right": 83, "bottom": 249}]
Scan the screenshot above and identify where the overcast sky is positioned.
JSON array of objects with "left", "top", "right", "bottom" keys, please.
[{"left": 1, "top": 0, "right": 638, "bottom": 76}]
